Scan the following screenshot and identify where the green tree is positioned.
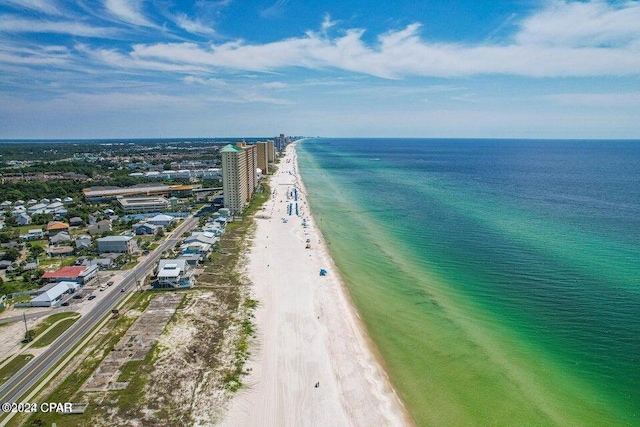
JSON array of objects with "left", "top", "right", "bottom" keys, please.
[{"left": 5, "top": 248, "right": 21, "bottom": 262}]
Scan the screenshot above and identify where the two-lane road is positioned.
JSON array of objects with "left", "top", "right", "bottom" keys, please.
[{"left": 0, "top": 214, "right": 198, "bottom": 419}]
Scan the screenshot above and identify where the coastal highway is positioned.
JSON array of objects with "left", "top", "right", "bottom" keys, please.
[{"left": 0, "top": 214, "right": 198, "bottom": 416}]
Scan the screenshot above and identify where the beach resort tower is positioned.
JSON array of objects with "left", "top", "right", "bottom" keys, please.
[
  {"left": 221, "top": 144, "right": 258, "bottom": 214},
  {"left": 256, "top": 141, "right": 269, "bottom": 175},
  {"left": 267, "top": 140, "right": 276, "bottom": 162}
]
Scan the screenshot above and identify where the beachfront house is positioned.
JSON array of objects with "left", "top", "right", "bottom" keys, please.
[{"left": 155, "top": 259, "right": 194, "bottom": 288}]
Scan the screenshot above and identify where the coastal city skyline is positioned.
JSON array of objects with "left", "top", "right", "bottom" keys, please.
[{"left": 1, "top": 0, "right": 640, "bottom": 139}]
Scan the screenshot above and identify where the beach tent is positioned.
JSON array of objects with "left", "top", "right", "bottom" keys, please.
[{"left": 319, "top": 269, "right": 327, "bottom": 276}]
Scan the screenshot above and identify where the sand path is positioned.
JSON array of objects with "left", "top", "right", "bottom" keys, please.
[{"left": 220, "top": 143, "right": 411, "bottom": 427}]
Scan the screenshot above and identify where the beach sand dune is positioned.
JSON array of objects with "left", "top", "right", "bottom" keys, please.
[{"left": 220, "top": 144, "right": 411, "bottom": 427}]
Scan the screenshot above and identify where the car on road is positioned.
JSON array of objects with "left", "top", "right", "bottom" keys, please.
[
  {"left": 87, "top": 295, "right": 96, "bottom": 300},
  {"left": 107, "top": 281, "right": 114, "bottom": 287}
]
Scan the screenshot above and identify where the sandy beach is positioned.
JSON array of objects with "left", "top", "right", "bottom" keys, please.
[{"left": 220, "top": 143, "right": 411, "bottom": 427}]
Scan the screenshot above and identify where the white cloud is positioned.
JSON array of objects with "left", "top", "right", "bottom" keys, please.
[
  {"left": 262, "top": 81, "right": 288, "bottom": 89},
  {"left": 183, "top": 75, "right": 227, "bottom": 86},
  {"left": 104, "top": 0, "right": 155, "bottom": 27},
  {"left": 0, "top": 15, "right": 116, "bottom": 37},
  {"left": 516, "top": 0, "right": 640, "bottom": 47},
  {"left": 84, "top": 1, "right": 640, "bottom": 79},
  {"left": 1, "top": 0, "right": 62, "bottom": 15},
  {"left": 261, "top": 0, "right": 290, "bottom": 18},
  {"left": 174, "top": 14, "right": 216, "bottom": 35}
]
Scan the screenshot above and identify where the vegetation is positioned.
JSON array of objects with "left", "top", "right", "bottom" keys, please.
[
  {"left": 32, "top": 317, "right": 79, "bottom": 348},
  {"left": 0, "top": 354, "right": 33, "bottom": 386}
]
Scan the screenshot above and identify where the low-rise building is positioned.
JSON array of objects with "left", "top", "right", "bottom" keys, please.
[
  {"left": 46, "top": 221, "right": 70, "bottom": 236},
  {"left": 69, "top": 216, "right": 84, "bottom": 227},
  {"left": 97, "top": 235, "right": 135, "bottom": 253},
  {"left": 87, "top": 219, "right": 112, "bottom": 235},
  {"left": 42, "top": 265, "right": 98, "bottom": 285},
  {"left": 145, "top": 214, "right": 175, "bottom": 227},
  {"left": 75, "top": 235, "right": 92, "bottom": 250},
  {"left": 49, "top": 231, "right": 71, "bottom": 245},
  {"left": 20, "top": 229, "right": 44, "bottom": 241},
  {"left": 16, "top": 213, "right": 31, "bottom": 225},
  {"left": 30, "top": 281, "right": 77, "bottom": 307},
  {"left": 118, "top": 196, "right": 171, "bottom": 213},
  {"left": 47, "top": 245, "right": 74, "bottom": 257},
  {"left": 155, "top": 259, "right": 194, "bottom": 288},
  {"left": 133, "top": 222, "right": 159, "bottom": 235}
]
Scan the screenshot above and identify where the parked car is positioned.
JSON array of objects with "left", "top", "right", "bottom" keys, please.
[
  {"left": 72, "top": 294, "right": 82, "bottom": 299},
  {"left": 88, "top": 295, "right": 96, "bottom": 300}
]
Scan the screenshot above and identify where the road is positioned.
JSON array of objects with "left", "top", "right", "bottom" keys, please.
[{"left": 0, "top": 214, "right": 198, "bottom": 414}]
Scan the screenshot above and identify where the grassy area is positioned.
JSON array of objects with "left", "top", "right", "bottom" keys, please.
[
  {"left": 121, "top": 260, "right": 139, "bottom": 270},
  {"left": 23, "top": 292, "right": 157, "bottom": 427},
  {"left": 32, "top": 317, "right": 79, "bottom": 348},
  {"left": 29, "top": 312, "right": 79, "bottom": 341},
  {"left": 0, "top": 354, "right": 33, "bottom": 386},
  {"left": 148, "top": 243, "right": 159, "bottom": 250}
]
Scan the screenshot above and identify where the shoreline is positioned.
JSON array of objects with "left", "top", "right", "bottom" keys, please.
[{"left": 220, "top": 143, "right": 412, "bottom": 426}]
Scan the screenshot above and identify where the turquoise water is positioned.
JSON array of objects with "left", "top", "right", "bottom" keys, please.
[{"left": 297, "top": 138, "right": 640, "bottom": 426}]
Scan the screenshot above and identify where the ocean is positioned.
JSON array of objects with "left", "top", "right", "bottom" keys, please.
[{"left": 296, "top": 138, "right": 640, "bottom": 426}]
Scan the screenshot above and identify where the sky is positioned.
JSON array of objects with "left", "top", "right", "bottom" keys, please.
[{"left": 0, "top": 0, "right": 639, "bottom": 139}]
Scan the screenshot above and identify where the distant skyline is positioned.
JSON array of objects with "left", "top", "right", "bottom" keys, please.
[{"left": 1, "top": 0, "right": 639, "bottom": 139}]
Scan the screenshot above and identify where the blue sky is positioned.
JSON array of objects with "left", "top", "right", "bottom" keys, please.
[{"left": 0, "top": 0, "right": 639, "bottom": 139}]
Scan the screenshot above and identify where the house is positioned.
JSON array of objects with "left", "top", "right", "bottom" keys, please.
[
  {"left": 87, "top": 219, "right": 112, "bottom": 235},
  {"left": 50, "top": 231, "right": 72, "bottom": 245},
  {"left": 41, "top": 265, "right": 98, "bottom": 285},
  {"left": 75, "top": 235, "right": 92, "bottom": 250},
  {"left": 15, "top": 200, "right": 25, "bottom": 206},
  {"left": 28, "top": 203, "right": 48, "bottom": 214},
  {"left": 12, "top": 206, "right": 26, "bottom": 217},
  {"left": 48, "top": 201, "right": 64, "bottom": 210},
  {"left": 0, "top": 260, "right": 12, "bottom": 270},
  {"left": 178, "top": 254, "right": 201, "bottom": 266},
  {"left": 155, "top": 259, "right": 194, "bottom": 288},
  {"left": 20, "top": 229, "right": 44, "bottom": 241},
  {"left": 54, "top": 208, "right": 68, "bottom": 218},
  {"left": 180, "top": 242, "right": 211, "bottom": 261},
  {"left": 53, "top": 197, "right": 62, "bottom": 203},
  {"left": 88, "top": 215, "right": 97, "bottom": 225},
  {"left": 90, "top": 258, "right": 113, "bottom": 269},
  {"left": 1, "top": 241, "right": 22, "bottom": 250},
  {"left": 48, "top": 246, "right": 74, "bottom": 257},
  {"left": 104, "top": 208, "right": 115, "bottom": 216},
  {"left": 63, "top": 197, "right": 74, "bottom": 204},
  {"left": 40, "top": 198, "right": 50, "bottom": 204},
  {"left": 133, "top": 222, "right": 158, "bottom": 235},
  {"left": 69, "top": 217, "right": 84, "bottom": 227},
  {"left": 23, "top": 261, "right": 38, "bottom": 271},
  {"left": 17, "top": 213, "right": 32, "bottom": 225},
  {"left": 184, "top": 233, "right": 218, "bottom": 246},
  {"left": 46, "top": 221, "right": 70, "bottom": 236},
  {"left": 146, "top": 214, "right": 175, "bottom": 227},
  {"left": 97, "top": 235, "right": 135, "bottom": 254},
  {"left": 0, "top": 201, "right": 11, "bottom": 209}
]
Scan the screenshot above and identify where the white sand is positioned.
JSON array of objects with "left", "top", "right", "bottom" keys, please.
[{"left": 220, "top": 144, "right": 411, "bottom": 427}]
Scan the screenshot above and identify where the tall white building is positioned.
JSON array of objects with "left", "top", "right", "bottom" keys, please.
[{"left": 221, "top": 143, "right": 258, "bottom": 214}]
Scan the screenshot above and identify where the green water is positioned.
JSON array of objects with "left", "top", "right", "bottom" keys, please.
[{"left": 296, "top": 138, "right": 640, "bottom": 426}]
